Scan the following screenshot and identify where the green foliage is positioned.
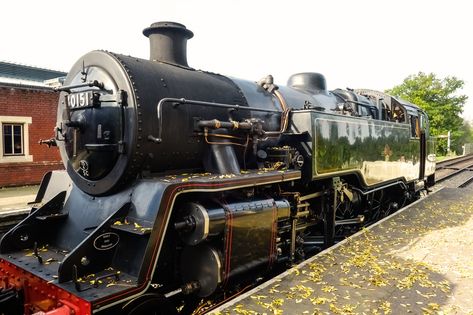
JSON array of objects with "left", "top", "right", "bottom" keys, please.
[
  {"left": 456, "top": 121, "right": 473, "bottom": 153},
  {"left": 386, "top": 72, "right": 469, "bottom": 155}
]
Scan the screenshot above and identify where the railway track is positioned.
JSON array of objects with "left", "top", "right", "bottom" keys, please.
[
  {"left": 435, "top": 154, "right": 473, "bottom": 185},
  {"left": 436, "top": 154, "right": 473, "bottom": 169}
]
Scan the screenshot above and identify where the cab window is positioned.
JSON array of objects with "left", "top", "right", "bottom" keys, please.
[{"left": 410, "top": 115, "right": 420, "bottom": 138}]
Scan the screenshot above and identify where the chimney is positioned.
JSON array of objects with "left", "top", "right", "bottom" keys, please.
[{"left": 143, "top": 21, "right": 194, "bottom": 67}]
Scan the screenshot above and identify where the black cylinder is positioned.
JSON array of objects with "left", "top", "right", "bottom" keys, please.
[{"left": 143, "top": 21, "right": 194, "bottom": 67}]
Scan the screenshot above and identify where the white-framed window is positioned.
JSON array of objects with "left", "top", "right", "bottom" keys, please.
[{"left": 0, "top": 116, "right": 33, "bottom": 163}]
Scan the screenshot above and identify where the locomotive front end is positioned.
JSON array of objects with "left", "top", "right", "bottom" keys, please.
[
  {"left": 0, "top": 259, "right": 91, "bottom": 315},
  {"left": 54, "top": 21, "right": 251, "bottom": 196},
  {"left": 56, "top": 51, "right": 137, "bottom": 195}
]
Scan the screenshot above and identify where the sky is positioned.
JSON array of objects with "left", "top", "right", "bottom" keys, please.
[{"left": 2, "top": 0, "right": 472, "bottom": 120}]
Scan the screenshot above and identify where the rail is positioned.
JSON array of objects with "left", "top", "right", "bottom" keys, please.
[
  {"left": 436, "top": 154, "right": 473, "bottom": 170},
  {"left": 435, "top": 154, "right": 473, "bottom": 183}
]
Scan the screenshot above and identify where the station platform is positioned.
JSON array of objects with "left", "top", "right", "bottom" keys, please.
[
  {"left": 213, "top": 186, "right": 473, "bottom": 314},
  {"left": 0, "top": 185, "right": 38, "bottom": 213}
]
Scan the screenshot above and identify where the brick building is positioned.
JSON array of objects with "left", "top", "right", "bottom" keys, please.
[{"left": 0, "top": 61, "right": 67, "bottom": 187}]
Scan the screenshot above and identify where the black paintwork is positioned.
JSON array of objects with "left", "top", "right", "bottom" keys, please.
[{"left": 0, "top": 170, "right": 300, "bottom": 308}]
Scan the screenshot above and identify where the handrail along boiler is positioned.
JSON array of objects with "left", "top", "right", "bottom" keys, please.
[{"left": 0, "top": 22, "right": 435, "bottom": 315}]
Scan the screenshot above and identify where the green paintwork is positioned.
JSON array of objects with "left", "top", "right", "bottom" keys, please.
[{"left": 295, "top": 111, "right": 435, "bottom": 186}]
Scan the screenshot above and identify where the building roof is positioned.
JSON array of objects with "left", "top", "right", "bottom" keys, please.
[{"left": 0, "top": 61, "right": 67, "bottom": 87}]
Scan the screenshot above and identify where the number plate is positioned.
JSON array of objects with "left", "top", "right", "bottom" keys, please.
[{"left": 67, "top": 91, "right": 94, "bottom": 109}]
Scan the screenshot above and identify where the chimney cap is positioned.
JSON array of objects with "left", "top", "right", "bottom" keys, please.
[{"left": 143, "top": 21, "right": 194, "bottom": 39}]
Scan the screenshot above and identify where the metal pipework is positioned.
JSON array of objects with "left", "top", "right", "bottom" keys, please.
[
  {"left": 197, "top": 119, "right": 253, "bottom": 130},
  {"left": 55, "top": 80, "right": 104, "bottom": 93},
  {"left": 149, "top": 98, "right": 281, "bottom": 144},
  {"left": 38, "top": 138, "right": 57, "bottom": 147},
  {"left": 335, "top": 215, "right": 365, "bottom": 226}
]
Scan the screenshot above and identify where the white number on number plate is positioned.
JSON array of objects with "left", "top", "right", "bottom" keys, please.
[{"left": 67, "top": 92, "right": 92, "bottom": 108}]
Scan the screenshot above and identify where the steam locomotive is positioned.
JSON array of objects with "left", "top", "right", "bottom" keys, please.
[{"left": 0, "top": 22, "right": 435, "bottom": 315}]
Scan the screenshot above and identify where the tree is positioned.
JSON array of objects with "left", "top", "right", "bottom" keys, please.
[
  {"left": 456, "top": 121, "right": 473, "bottom": 154},
  {"left": 386, "top": 72, "right": 468, "bottom": 155}
]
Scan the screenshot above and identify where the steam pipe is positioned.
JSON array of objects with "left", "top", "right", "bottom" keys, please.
[{"left": 148, "top": 98, "right": 280, "bottom": 143}]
